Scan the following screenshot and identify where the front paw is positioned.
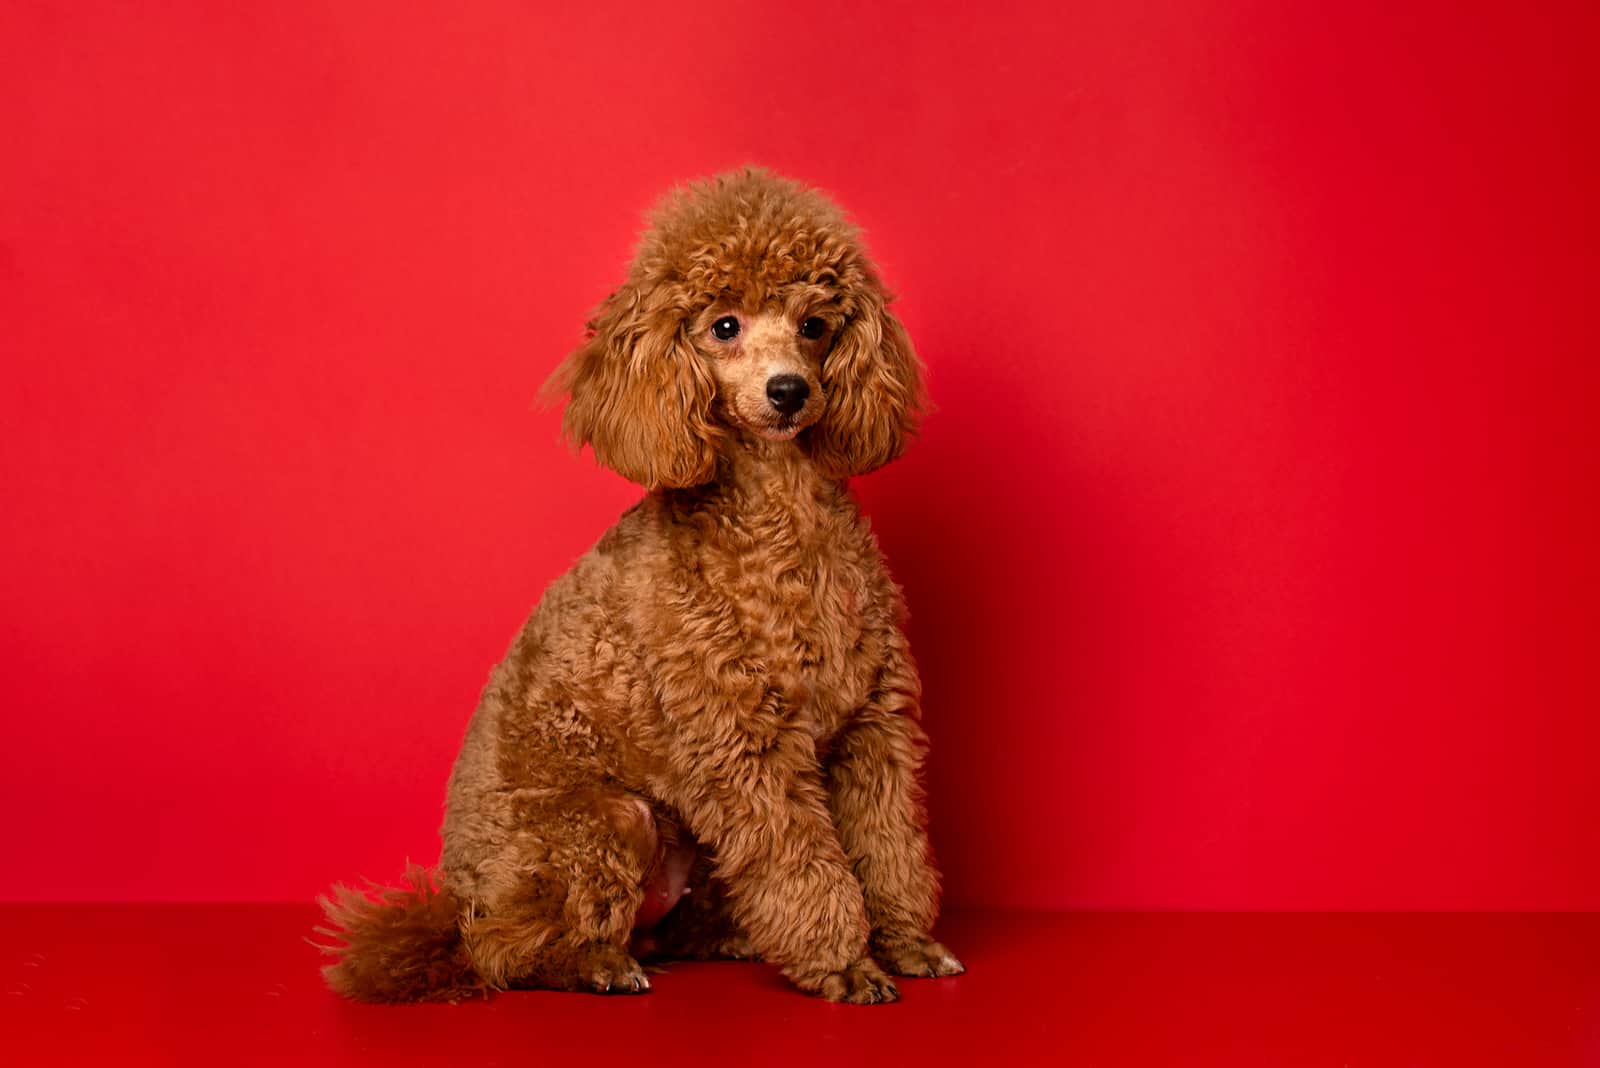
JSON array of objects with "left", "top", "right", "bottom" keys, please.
[
  {"left": 873, "top": 936, "right": 965, "bottom": 978},
  {"left": 810, "top": 957, "right": 900, "bottom": 1004}
]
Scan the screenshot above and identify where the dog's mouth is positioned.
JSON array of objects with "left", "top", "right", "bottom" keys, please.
[
  {"left": 751, "top": 420, "right": 801, "bottom": 442},
  {"left": 721, "top": 386, "right": 824, "bottom": 443},
  {"left": 735, "top": 401, "right": 822, "bottom": 442}
]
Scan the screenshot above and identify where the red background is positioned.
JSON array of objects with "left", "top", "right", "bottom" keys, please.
[{"left": 2, "top": 1, "right": 1595, "bottom": 910}]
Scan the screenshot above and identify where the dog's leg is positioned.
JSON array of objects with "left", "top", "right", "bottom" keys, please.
[
  {"left": 457, "top": 792, "right": 656, "bottom": 994},
  {"left": 826, "top": 661, "right": 966, "bottom": 980},
  {"left": 660, "top": 715, "right": 897, "bottom": 1003}
]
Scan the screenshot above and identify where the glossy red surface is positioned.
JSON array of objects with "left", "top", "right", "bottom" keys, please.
[
  {"left": 3, "top": 2, "right": 1597, "bottom": 910},
  {"left": 3, "top": 906, "right": 1598, "bottom": 1066}
]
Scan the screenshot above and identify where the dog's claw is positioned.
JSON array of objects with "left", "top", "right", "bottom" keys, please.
[
  {"left": 577, "top": 945, "right": 650, "bottom": 994},
  {"left": 874, "top": 937, "right": 966, "bottom": 979},
  {"left": 592, "top": 967, "right": 652, "bottom": 995},
  {"left": 815, "top": 957, "right": 899, "bottom": 1005}
]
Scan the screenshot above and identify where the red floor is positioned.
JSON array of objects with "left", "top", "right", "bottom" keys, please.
[{"left": 3, "top": 906, "right": 1597, "bottom": 1066}]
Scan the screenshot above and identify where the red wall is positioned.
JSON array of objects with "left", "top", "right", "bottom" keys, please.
[{"left": 3, "top": 1, "right": 1595, "bottom": 908}]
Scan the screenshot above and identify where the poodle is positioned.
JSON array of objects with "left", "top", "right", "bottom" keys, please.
[{"left": 317, "top": 168, "right": 962, "bottom": 1004}]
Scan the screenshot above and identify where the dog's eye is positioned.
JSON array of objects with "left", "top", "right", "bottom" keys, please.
[
  {"left": 710, "top": 316, "right": 741, "bottom": 341},
  {"left": 798, "top": 317, "right": 827, "bottom": 340}
]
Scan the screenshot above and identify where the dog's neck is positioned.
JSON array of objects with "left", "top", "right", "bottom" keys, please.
[
  {"left": 664, "top": 432, "right": 850, "bottom": 535},
  {"left": 721, "top": 433, "right": 829, "bottom": 496}
]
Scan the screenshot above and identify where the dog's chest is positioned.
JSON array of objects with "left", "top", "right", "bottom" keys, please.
[{"left": 712, "top": 517, "right": 877, "bottom": 742}]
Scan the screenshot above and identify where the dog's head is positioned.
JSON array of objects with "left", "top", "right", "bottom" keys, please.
[{"left": 546, "top": 169, "right": 925, "bottom": 488}]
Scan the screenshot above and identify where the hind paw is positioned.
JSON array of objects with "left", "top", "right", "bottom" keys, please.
[{"left": 577, "top": 944, "right": 651, "bottom": 994}]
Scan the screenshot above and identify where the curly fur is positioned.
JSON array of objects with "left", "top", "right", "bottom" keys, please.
[
  {"left": 319, "top": 168, "right": 962, "bottom": 1004},
  {"left": 314, "top": 865, "right": 482, "bottom": 1003}
]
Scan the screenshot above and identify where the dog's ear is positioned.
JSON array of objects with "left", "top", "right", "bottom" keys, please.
[
  {"left": 807, "top": 288, "right": 926, "bottom": 478},
  {"left": 545, "top": 284, "right": 720, "bottom": 489}
]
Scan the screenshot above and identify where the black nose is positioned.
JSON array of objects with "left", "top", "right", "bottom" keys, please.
[{"left": 766, "top": 374, "right": 810, "bottom": 416}]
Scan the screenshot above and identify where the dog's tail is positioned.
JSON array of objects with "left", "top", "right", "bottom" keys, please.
[{"left": 313, "top": 864, "right": 485, "bottom": 1002}]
